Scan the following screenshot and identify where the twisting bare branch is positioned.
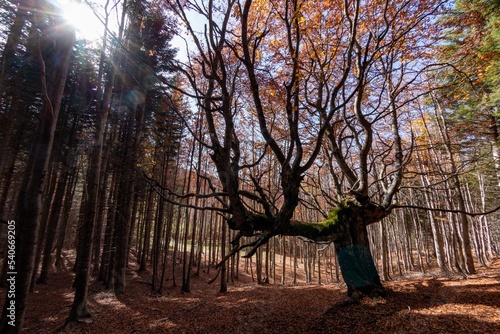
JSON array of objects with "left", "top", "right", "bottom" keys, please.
[
  {"left": 392, "top": 204, "right": 500, "bottom": 216},
  {"left": 137, "top": 168, "right": 229, "bottom": 212}
]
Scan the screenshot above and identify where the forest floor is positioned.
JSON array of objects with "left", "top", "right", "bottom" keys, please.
[{"left": 4, "top": 253, "right": 500, "bottom": 334}]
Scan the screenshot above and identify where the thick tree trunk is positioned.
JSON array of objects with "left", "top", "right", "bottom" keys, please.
[
  {"left": 233, "top": 198, "right": 389, "bottom": 298},
  {"left": 333, "top": 217, "right": 385, "bottom": 298}
]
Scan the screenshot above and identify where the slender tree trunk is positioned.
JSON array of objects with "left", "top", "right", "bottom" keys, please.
[
  {"left": 195, "top": 202, "right": 206, "bottom": 277},
  {"left": 0, "top": 13, "right": 74, "bottom": 332},
  {"left": 153, "top": 146, "right": 173, "bottom": 291},
  {"left": 379, "top": 221, "right": 390, "bottom": 280},
  {"left": 30, "top": 169, "right": 57, "bottom": 290},
  {"left": 158, "top": 154, "right": 181, "bottom": 293},
  {"left": 138, "top": 188, "right": 154, "bottom": 272},
  {"left": 91, "top": 124, "right": 115, "bottom": 275},
  {"left": 39, "top": 101, "right": 81, "bottom": 282},
  {"left": 421, "top": 176, "right": 447, "bottom": 270},
  {"left": 292, "top": 238, "right": 297, "bottom": 284},
  {"left": 181, "top": 135, "right": 198, "bottom": 292},
  {"left": 112, "top": 105, "right": 140, "bottom": 294},
  {"left": 477, "top": 174, "right": 495, "bottom": 258},
  {"left": 67, "top": 0, "right": 127, "bottom": 316},
  {"left": 68, "top": 104, "right": 109, "bottom": 319},
  {"left": 55, "top": 162, "right": 78, "bottom": 268},
  {"left": 0, "top": 8, "right": 33, "bottom": 287},
  {"left": 431, "top": 96, "right": 475, "bottom": 274},
  {"left": 256, "top": 246, "right": 262, "bottom": 284},
  {"left": 488, "top": 113, "right": 500, "bottom": 188},
  {"left": 98, "top": 173, "right": 118, "bottom": 285},
  {"left": 220, "top": 213, "right": 227, "bottom": 293},
  {"left": 281, "top": 236, "right": 286, "bottom": 285},
  {"left": 37, "top": 170, "right": 69, "bottom": 283}
]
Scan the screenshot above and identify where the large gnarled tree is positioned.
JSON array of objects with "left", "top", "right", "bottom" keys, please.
[{"left": 166, "top": 0, "right": 446, "bottom": 297}]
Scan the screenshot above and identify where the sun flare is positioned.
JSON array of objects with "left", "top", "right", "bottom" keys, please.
[{"left": 59, "top": 0, "right": 103, "bottom": 41}]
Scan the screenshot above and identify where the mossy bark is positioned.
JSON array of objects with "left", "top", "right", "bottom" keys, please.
[
  {"left": 289, "top": 201, "right": 384, "bottom": 297},
  {"left": 331, "top": 204, "right": 385, "bottom": 298},
  {"left": 239, "top": 199, "right": 388, "bottom": 297}
]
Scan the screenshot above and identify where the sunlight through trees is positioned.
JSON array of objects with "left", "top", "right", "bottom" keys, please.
[{"left": 0, "top": 0, "right": 498, "bottom": 332}]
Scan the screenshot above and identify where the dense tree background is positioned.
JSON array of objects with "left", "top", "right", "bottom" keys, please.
[{"left": 0, "top": 0, "right": 498, "bottom": 332}]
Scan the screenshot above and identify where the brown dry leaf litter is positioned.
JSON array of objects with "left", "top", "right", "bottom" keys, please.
[{"left": 3, "top": 255, "right": 499, "bottom": 334}]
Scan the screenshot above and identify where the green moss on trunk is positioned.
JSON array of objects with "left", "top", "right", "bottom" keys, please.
[
  {"left": 239, "top": 199, "right": 386, "bottom": 298},
  {"left": 287, "top": 203, "right": 351, "bottom": 242}
]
